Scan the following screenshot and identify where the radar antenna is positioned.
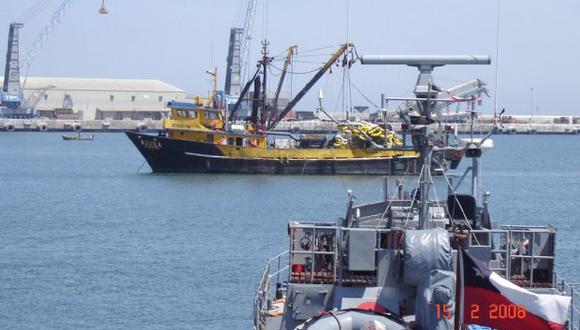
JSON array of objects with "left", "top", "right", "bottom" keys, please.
[{"left": 361, "top": 55, "right": 491, "bottom": 229}]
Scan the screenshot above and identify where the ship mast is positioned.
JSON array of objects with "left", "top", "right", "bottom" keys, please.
[
  {"left": 360, "top": 55, "right": 491, "bottom": 229},
  {"left": 259, "top": 40, "right": 270, "bottom": 128}
]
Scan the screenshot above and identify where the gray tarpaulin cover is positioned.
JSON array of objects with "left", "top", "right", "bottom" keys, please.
[
  {"left": 403, "top": 228, "right": 452, "bottom": 286},
  {"left": 415, "top": 270, "right": 456, "bottom": 330}
]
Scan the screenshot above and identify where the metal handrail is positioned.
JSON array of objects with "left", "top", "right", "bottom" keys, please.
[
  {"left": 253, "top": 251, "right": 289, "bottom": 329},
  {"left": 470, "top": 228, "right": 558, "bottom": 285},
  {"left": 554, "top": 273, "right": 579, "bottom": 330},
  {"left": 271, "top": 265, "right": 290, "bottom": 276}
]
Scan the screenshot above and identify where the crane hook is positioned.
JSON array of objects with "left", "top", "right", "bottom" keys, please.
[{"left": 98, "top": 0, "right": 108, "bottom": 15}]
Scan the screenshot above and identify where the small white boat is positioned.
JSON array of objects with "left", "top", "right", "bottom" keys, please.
[{"left": 62, "top": 133, "right": 94, "bottom": 141}]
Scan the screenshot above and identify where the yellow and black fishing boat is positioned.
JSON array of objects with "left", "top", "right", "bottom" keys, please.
[
  {"left": 127, "top": 43, "right": 472, "bottom": 174},
  {"left": 126, "top": 99, "right": 420, "bottom": 174}
]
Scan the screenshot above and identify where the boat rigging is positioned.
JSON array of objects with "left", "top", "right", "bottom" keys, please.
[
  {"left": 267, "top": 44, "right": 297, "bottom": 126},
  {"left": 229, "top": 42, "right": 355, "bottom": 131}
]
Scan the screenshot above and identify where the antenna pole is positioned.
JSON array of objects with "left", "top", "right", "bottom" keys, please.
[
  {"left": 414, "top": 73, "right": 437, "bottom": 230},
  {"left": 529, "top": 87, "right": 534, "bottom": 121},
  {"left": 493, "top": 0, "right": 501, "bottom": 118},
  {"left": 470, "top": 110, "right": 479, "bottom": 198},
  {"left": 259, "top": 40, "right": 270, "bottom": 128}
]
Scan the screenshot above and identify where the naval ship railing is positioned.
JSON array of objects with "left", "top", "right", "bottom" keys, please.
[
  {"left": 253, "top": 250, "right": 289, "bottom": 328},
  {"left": 469, "top": 227, "right": 578, "bottom": 329},
  {"left": 469, "top": 226, "right": 556, "bottom": 287},
  {"left": 554, "top": 276, "right": 579, "bottom": 330}
]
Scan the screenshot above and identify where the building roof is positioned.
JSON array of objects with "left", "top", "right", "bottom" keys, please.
[{"left": 0, "top": 77, "right": 185, "bottom": 93}]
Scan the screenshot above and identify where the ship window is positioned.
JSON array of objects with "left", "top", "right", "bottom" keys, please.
[
  {"left": 236, "top": 137, "right": 243, "bottom": 146},
  {"left": 205, "top": 111, "right": 219, "bottom": 120},
  {"left": 228, "top": 137, "right": 234, "bottom": 145},
  {"left": 44, "top": 94, "right": 48, "bottom": 100},
  {"left": 176, "top": 110, "right": 188, "bottom": 118},
  {"left": 131, "top": 96, "right": 136, "bottom": 102},
  {"left": 158, "top": 96, "right": 163, "bottom": 102},
  {"left": 110, "top": 95, "right": 114, "bottom": 101},
  {"left": 189, "top": 111, "right": 197, "bottom": 119},
  {"left": 206, "top": 134, "right": 214, "bottom": 143}
]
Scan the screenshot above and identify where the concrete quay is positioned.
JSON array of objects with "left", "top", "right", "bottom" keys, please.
[
  {"left": 274, "top": 121, "right": 580, "bottom": 135},
  {"left": 453, "top": 123, "right": 580, "bottom": 135},
  {"left": 1, "top": 118, "right": 579, "bottom": 135},
  {"left": 0, "top": 118, "right": 163, "bottom": 132}
]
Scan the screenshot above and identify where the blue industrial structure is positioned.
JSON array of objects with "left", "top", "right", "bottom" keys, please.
[
  {"left": 1, "top": 0, "right": 83, "bottom": 118},
  {"left": 1, "top": 23, "right": 24, "bottom": 115}
]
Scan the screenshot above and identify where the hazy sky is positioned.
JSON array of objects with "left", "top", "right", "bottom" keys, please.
[{"left": 1, "top": 0, "right": 579, "bottom": 115}]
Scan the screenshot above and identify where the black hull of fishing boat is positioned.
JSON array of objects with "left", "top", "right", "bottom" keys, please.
[{"left": 126, "top": 132, "right": 422, "bottom": 175}]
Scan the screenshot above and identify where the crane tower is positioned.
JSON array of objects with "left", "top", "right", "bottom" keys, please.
[
  {"left": 225, "top": 0, "right": 257, "bottom": 97},
  {"left": 1, "top": 23, "right": 24, "bottom": 110}
]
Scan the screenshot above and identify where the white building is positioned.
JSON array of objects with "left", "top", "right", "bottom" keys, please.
[{"left": 2, "top": 77, "right": 186, "bottom": 120}]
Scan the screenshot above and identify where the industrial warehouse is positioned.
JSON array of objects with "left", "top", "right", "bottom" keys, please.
[{"left": 0, "top": 77, "right": 186, "bottom": 120}]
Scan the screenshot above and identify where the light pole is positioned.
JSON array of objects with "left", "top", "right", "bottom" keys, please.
[{"left": 529, "top": 87, "right": 534, "bottom": 122}]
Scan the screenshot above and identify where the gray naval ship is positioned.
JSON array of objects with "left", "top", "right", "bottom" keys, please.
[{"left": 253, "top": 55, "right": 578, "bottom": 330}]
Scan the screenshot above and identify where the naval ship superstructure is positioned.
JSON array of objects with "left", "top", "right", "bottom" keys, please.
[{"left": 253, "top": 56, "right": 578, "bottom": 330}]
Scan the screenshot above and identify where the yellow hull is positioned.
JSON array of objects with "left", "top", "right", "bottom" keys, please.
[{"left": 166, "top": 128, "right": 418, "bottom": 160}]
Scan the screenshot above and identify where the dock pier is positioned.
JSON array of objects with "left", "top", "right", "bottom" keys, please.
[{"left": 1, "top": 118, "right": 579, "bottom": 135}]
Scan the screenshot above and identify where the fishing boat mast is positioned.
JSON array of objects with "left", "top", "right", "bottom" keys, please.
[
  {"left": 258, "top": 40, "right": 270, "bottom": 129},
  {"left": 360, "top": 55, "right": 491, "bottom": 228}
]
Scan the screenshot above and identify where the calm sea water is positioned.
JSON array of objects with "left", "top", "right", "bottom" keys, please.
[{"left": 0, "top": 133, "right": 578, "bottom": 329}]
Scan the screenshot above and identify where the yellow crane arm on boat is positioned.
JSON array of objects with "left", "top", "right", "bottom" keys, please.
[
  {"left": 268, "top": 43, "right": 354, "bottom": 130},
  {"left": 267, "top": 45, "right": 298, "bottom": 125}
]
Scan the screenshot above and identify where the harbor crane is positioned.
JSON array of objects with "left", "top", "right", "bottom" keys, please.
[
  {"left": 1, "top": 0, "right": 107, "bottom": 118},
  {"left": 1, "top": 23, "right": 23, "bottom": 114},
  {"left": 98, "top": 0, "right": 109, "bottom": 15},
  {"left": 224, "top": 0, "right": 257, "bottom": 97},
  {"left": 239, "top": 0, "right": 257, "bottom": 85}
]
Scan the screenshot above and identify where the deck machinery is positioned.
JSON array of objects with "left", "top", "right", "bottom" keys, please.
[{"left": 253, "top": 56, "right": 577, "bottom": 330}]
